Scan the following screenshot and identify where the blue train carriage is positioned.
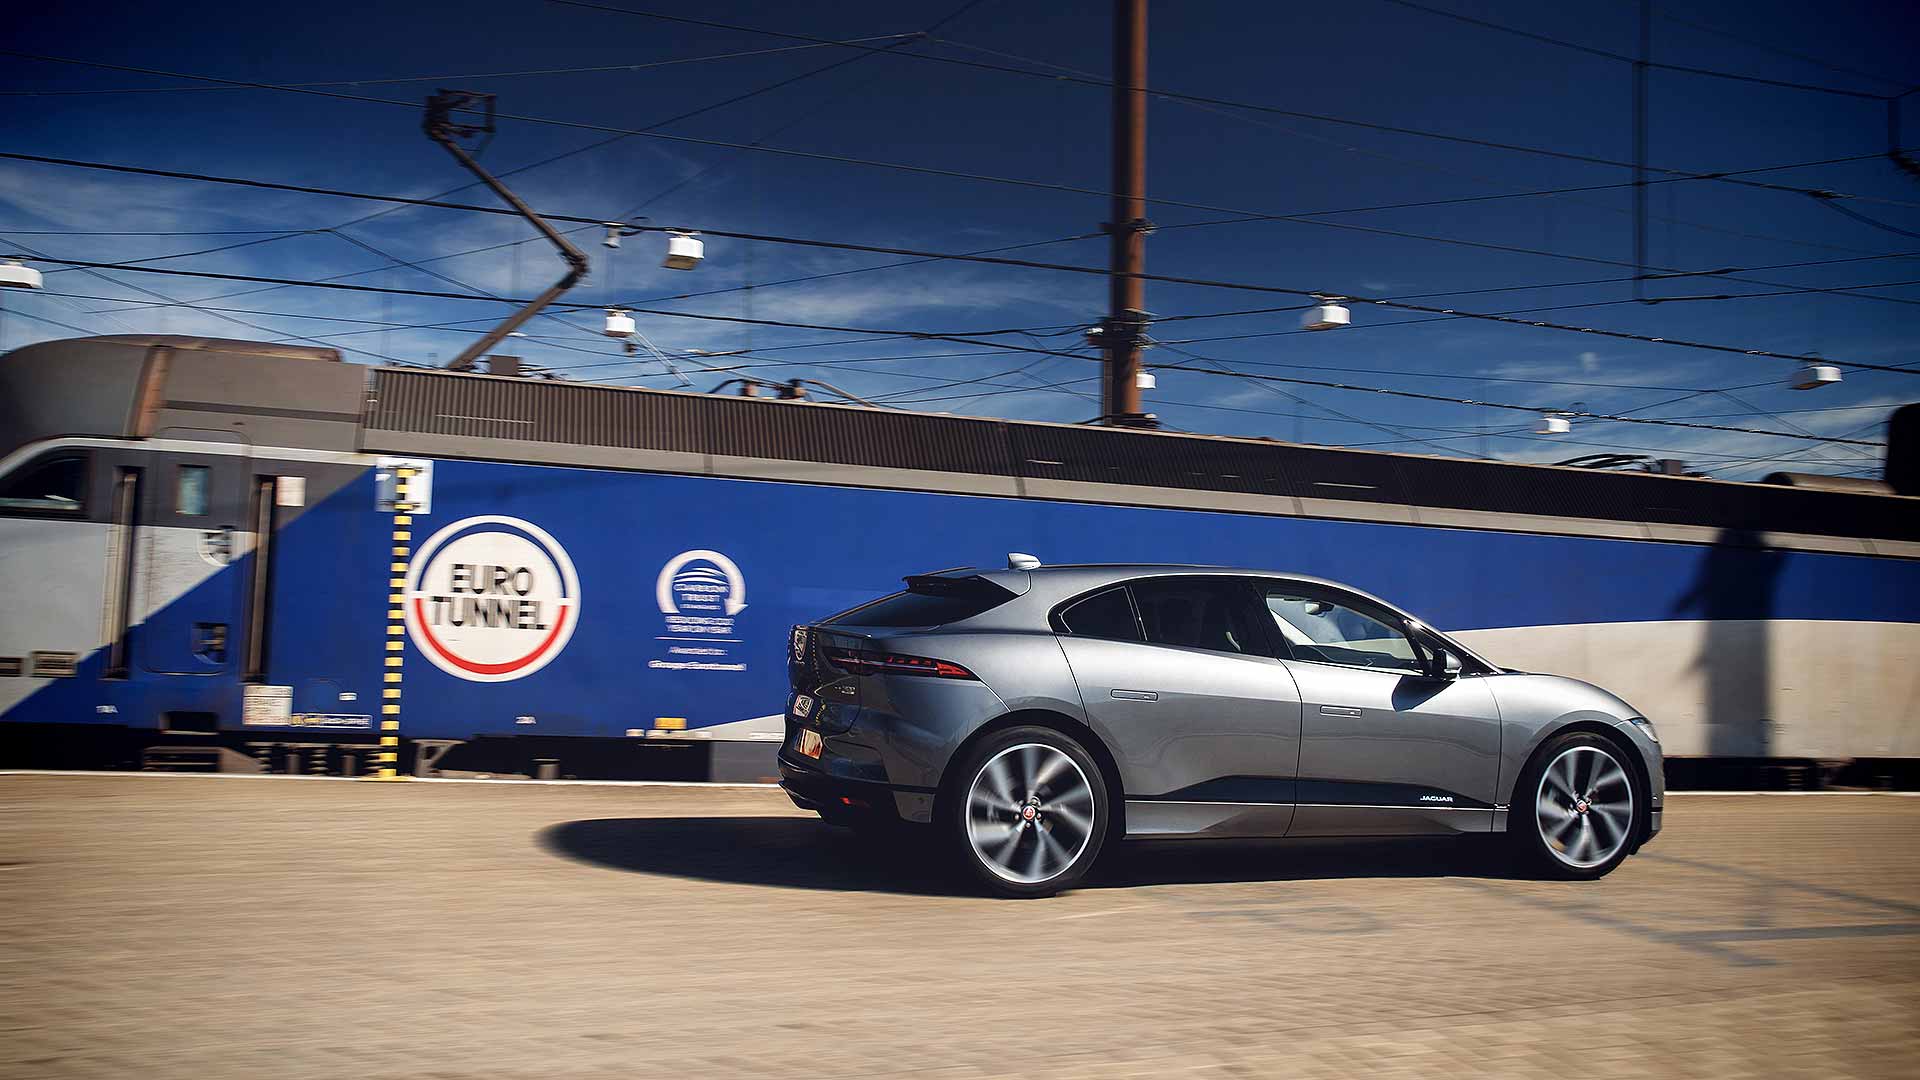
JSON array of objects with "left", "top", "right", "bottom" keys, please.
[{"left": 2, "top": 335, "right": 1917, "bottom": 784}]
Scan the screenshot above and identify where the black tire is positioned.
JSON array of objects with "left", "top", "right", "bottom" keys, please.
[
  {"left": 940, "top": 725, "right": 1112, "bottom": 898},
  {"left": 1510, "top": 731, "right": 1646, "bottom": 880}
]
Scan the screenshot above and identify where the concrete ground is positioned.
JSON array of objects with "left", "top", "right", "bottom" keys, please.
[{"left": 1, "top": 776, "right": 1916, "bottom": 1079}]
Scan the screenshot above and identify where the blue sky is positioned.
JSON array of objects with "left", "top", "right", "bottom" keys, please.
[{"left": 3, "top": 0, "right": 1916, "bottom": 479}]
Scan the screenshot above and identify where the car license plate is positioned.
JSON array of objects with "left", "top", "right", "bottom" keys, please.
[
  {"left": 795, "top": 727, "right": 823, "bottom": 759},
  {"left": 792, "top": 693, "right": 815, "bottom": 719}
]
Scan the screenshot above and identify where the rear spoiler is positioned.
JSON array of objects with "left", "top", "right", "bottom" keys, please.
[{"left": 905, "top": 565, "right": 973, "bottom": 583}]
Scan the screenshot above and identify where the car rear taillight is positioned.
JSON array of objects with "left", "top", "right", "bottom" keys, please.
[{"left": 824, "top": 647, "right": 977, "bottom": 680}]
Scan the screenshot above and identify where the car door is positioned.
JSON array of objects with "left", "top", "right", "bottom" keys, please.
[
  {"left": 1055, "top": 576, "right": 1302, "bottom": 838},
  {"left": 1259, "top": 581, "right": 1502, "bottom": 836}
]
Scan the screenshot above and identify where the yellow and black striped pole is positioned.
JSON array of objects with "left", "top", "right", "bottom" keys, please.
[{"left": 372, "top": 466, "right": 418, "bottom": 781}]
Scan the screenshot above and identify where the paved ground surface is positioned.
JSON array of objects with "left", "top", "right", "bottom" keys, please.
[{"left": 2, "top": 777, "right": 1917, "bottom": 1079}]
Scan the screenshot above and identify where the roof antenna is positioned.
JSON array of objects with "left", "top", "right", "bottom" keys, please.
[
  {"left": 1007, "top": 553, "right": 1042, "bottom": 570},
  {"left": 424, "top": 90, "right": 589, "bottom": 372}
]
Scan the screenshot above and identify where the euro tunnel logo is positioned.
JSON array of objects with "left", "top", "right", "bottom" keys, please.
[{"left": 405, "top": 516, "right": 580, "bottom": 682}]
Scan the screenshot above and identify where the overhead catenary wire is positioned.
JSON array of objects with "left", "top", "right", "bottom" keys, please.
[
  {"left": 10, "top": 47, "right": 1920, "bottom": 215},
  {"left": 13, "top": 147, "right": 1920, "bottom": 353},
  {"left": 1375, "top": 0, "right": 1893, "bottom": 100},
  {"left": 1145, "top": 362, "right": 1883, "bottom": 446},
  {"left": 538, "top": 1, "right": 1920, "bottom": 208},
  {"left": 929, "top": 34, "right": 1909, "bottom": 265},
  {"left": 12, "top": 263, "right": 1888, "bottom": 450},
  {"left": 1652, "top": 7, "right": 1910, "bottom": 91},
  {"left": 25, "top": 254, "right": 1920, "bottom": 377},
  {"left": 0, "top": 37, "right": 921, "bottom": 96},
  {"left": 11, "top": 140, "right": 1919, "bottom": 312}
]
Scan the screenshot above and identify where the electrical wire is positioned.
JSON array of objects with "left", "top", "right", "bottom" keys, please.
[
  {"left": 13, "top": 46, "right": 1920, "bottom": 216},
  {"left": 16, "top": 146, "right": 1917, "bottom": 331},
  {"left": 1145, "top": 361, "right": 1883, "bottom": 445},
  {"left": 0, "top": 38, "right": 919, "bottom": 96},
  {"left": 2, "top": 237, "right": 423, "bottom": 366},
  {"left": 931, "top": 35, "right": 1908, "bottom": 264},
  {"left": 25, "top": 255, "right": 1920, "bottom": 377},
  {"left": 540, "top": 1, "right": 1920, "bottom": 208},
  {"left": 1376, "top": 0, "right": 1891, "bottom": 100},
  {"left": 1652, "top": 7, "right": 1910, "bottom": 90}
]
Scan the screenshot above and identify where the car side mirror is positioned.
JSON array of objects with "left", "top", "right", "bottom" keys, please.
[{"left": 1413, "top": 634, "right": 1461, "bottom": 680}]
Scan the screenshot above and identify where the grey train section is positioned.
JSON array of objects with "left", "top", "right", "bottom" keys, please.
[{"left": 0, "top": 334, "right": 1916, "bottom": 787}]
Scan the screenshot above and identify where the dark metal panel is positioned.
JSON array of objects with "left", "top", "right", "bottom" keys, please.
[
  {"left": 365, "top": 370, "right": 708, "bottom": 454},
  {"left": 356, "top": 368, "right": 1919, "bottom": 544},
  {"left": 699, "top": 394, "right": 1018, "bottom": 475},
  {"left": 1010, "top": 424, "right": 1296, "bottom": 496}
]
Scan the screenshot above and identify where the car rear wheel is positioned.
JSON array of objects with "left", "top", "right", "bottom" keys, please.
[
  {"left": 1512, "top": 732, "right": 1644, "bottom": 879},
  {"left": 943, "top": 726, "right": 1110, "bottom": 898}
]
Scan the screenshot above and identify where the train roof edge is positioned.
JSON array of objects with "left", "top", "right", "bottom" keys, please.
[{"left": 4, "top": 335, "right": 1914, "bottom": 545}]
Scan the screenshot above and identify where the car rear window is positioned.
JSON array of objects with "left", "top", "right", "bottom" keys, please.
[
  {"left": 1055, "top": 587, "right": 1143, "bottom": 641},
  {"left": 826, "top": 575, "right": 1017, "bottom": 628}
]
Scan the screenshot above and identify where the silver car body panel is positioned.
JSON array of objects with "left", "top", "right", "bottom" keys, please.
[{"left": 787, "top": 564, "right": 1664, "bottom": 844}]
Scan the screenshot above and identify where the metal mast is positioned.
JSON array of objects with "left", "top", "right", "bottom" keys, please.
[{"left": 1102, "top": 0, "right": 1155, "bottom": 426}]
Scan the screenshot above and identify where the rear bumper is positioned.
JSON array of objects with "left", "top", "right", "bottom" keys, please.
[{"left": 778, "top": 752, "right": 916, "bottom": 821}]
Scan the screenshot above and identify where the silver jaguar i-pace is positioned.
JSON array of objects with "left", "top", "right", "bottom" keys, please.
[{"left": 779, "top": 557, "right": 1663, "bottom": 897}]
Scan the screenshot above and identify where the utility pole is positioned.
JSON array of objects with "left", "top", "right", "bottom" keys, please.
[
  {"left": 1631, "top": 0, "right": 1650, "bottom": 302},
  {"left": 1102, "top": 0, "right": 1155, "bottom": 427}
]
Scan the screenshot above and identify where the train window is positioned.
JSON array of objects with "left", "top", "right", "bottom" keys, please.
[
  {"left": 0, "top": 453, "right": 87, "bottom": 514},
  {"left": 176, "top": 466, "right": 209, "bottom": 516},
  {"left": 1055, "top": 587, "right": 1143, "bottom": 642}
]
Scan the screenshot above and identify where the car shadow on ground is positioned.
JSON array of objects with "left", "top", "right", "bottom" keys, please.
[{"left": 539, "top": 816, "right": 1524, "bottom": 896}]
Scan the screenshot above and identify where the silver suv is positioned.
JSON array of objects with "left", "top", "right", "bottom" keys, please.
[{"left": 779, "top": 558, "right": 1663, "bottom": 897}]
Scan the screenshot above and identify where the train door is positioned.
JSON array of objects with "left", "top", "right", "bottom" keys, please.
[{"left": 134, "top": 434, "right": 250, "bottom": 675}]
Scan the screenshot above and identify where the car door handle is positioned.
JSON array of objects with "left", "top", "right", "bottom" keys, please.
[
  {"left": 1318, "top": 705, "right": 1363, "bottom": 718},
  {"left": 1112, "top": 689, "right": 1158, "bottom": 701}
]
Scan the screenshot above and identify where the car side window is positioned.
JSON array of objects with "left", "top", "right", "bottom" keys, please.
[
  {"left": 1055, "top": 586, "right": 1143, "bottom": 642},
  {"left": 1262, "top": 585, "right": 1424, "bottom": 674},
  {"left": 1131, "top": 577, "right": 1269, "bottom": 656}
]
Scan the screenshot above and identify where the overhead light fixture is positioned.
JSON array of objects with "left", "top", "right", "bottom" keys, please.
[
  {"left": 663, "top": 231, "right": 703, "bottom": 271},
  {"left": 1301, "top": 296, "right": 1350, "bottom": 331},
  {"left": 602, "top": 223, "right": 623, "bottom": 250},
  {"left": 0, "top": 258, "right": 43, "bottom": 290},
  {"left": 603, "top": 309, "right": 635, "bottom": 338},
  {"left": 1537, "top": 414, "right": 1571, "bottom": 435},
  {"left": 1135, "top": 370, "right": 1156, "bottom": 390},
  {"left": 1792, "top": 364, "right": 1841, "bottom": 390}
]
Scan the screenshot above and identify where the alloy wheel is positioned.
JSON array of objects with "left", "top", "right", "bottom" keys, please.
[
  {"left": 965, "top": 743, "right": 1097, "bottom": 884},
  {"left": 1534, "top": 744, "right": 1635, "bottom": 869}
]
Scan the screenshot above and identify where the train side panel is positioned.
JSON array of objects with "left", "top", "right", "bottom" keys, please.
[{"left": 4, "top": 450, "right": 1918, "bottom": 765}]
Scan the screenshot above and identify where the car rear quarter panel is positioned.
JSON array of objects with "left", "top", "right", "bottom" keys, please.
[{"left": 841, "top": 630, "right": 1083, "bottom": 790}]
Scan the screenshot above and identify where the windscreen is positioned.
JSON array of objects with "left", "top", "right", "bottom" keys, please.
[{"left": 825, "top": 575, "right": 1017, "bottom": 628}]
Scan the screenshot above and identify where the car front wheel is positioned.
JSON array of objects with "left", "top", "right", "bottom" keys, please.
[
  {"left": 943, "top": 725, "right": 1110, "bottom": 898},
  {"left": 1513, "top": 732, "right": 1645, "bottom": 879}
]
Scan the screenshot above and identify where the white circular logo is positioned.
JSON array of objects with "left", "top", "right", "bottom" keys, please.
[{"left": 405, "top": 516, "right": 580, "bottom": 682}]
